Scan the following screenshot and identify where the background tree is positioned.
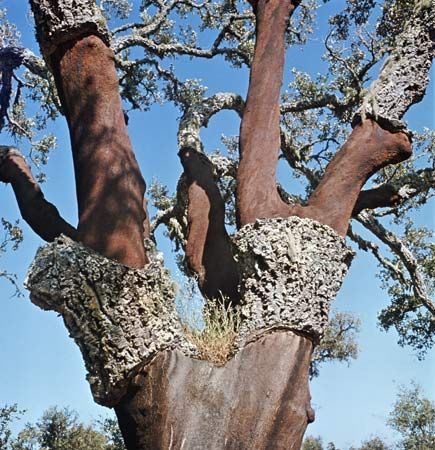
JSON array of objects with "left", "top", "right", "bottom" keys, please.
[
  {"left": 303, "top": 383, "right": 435, "bottom": 450},
  {"left": 388, "top": 383, "right": 435, "bottom": 450},
  {"left": 0, "top": 405, "right": 126, "bottom": 450},
  {"left": 0, "top": 0, "right": 433, "bottom": 449}
]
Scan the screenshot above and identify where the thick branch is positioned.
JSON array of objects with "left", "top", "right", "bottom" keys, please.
[
  {"left": 0, "top": 146, "right": 77, "bottom": 241},
  {"left": 355, "top": 4, "right": 435, "bottom": 130},
  {"left": 178, "top": 147, "right": 239, "bottom": 304},
  {"left": 237, "top": 0, "right": 297, "bottom": 226},
  {"left": 175, "top": 94, "right": 243, "bottom": 302},
  {"left": 30, "top": 0, "right": 147, "bottom": 268},
  {"left": 292, "top": 119, "right": 412, "bottom": 236},
  {"left": 353, "top": 168, "right": 435, "bottom": 215}
]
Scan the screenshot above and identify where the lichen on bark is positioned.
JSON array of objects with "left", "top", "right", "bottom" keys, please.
[
  {"left": 25, "top": 235, "right": 195, "bottom": 406},
  {"left": 234, "top": 217, "right": 355, "bottom": 344},
  {"left": 355, "top": 5, "right": 434, "bottom": 132},
  {"left": 25, "top": 216, "right": 355, "bottom": 403},
  {"left": 30, "top": 0, "right": 111, "bottom": 60}
]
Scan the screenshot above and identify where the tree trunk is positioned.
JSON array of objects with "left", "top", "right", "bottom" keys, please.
[
  {"left": 26, "top": 216, "right": 352, "bottom": 449},
  {"left": 30, "top": 0, "right": 147, "bottom": 268},
  {"left": 115, "top": 332, "right": 314, "bottom": 450}
]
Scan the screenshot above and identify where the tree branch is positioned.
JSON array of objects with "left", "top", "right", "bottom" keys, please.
[
  {"left": 30, "top": 0, "right": 148, "bottom": 268},
  {"left": 178, "top": 92, "right": 244, "bottom": 151},
  {"left": 237, "top": 0, "right": 298, "bottom": 226},
  {"left": 356, "top": 211, "right": 435, "bottom": 316},
  {"left": 289, "top": 6, "right": 434, "bottom": 236},
  {"left": 174, "top": 93, "right": 243, "bottom": 302},
  {"left": 280, "top": 94, "right": 345, "bottom": 114},
  {"left": 355, "top": 4, "right": 435, "bottom": 131},
  {"left": 0, "top": 145, "right": 77, "bottom": 242},
  {"left": 113, "top": 35, "right": 250, "bottom": 66},
  {"left": 178, "top": 147, "right": 239, "bottom": 304}
]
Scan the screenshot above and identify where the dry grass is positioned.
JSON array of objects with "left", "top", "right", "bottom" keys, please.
[{"left": 182, "top": 296, "right": 241, "bottom": 366}]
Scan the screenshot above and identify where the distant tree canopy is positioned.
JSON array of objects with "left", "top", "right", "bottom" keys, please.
[
  {"left": 0, "top": 405, "right": 125, "bottom": 450},
  {"left": 303, "top": 383, "right": 435, "bottom": 450}
]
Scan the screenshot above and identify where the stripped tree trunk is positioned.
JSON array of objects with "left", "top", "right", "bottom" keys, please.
[{"left": 10, "top": 0, "right": 433, "bottom": 449}]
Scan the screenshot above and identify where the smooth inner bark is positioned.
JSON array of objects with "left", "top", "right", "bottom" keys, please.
[
  {"left": 179, "top": 147, "right": 240, "bottom": 304},
  {"left": 0, "top": 148, "right": 77, "bottom": 241},
  {"left": 115, "top": 331, "right": 314, "bottom": 450},
  {"left": 237, "top": 0, "right": 296, "bottom": 226},
  {"left": 51, "top": 35, "right": 147, "bottom": 267}
]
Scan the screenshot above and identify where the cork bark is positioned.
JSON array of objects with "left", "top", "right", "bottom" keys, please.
[{"left": 26, "top": 216, "right": 352, "bottom": 447}]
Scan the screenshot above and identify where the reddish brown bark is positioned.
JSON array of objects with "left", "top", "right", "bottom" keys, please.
[
  {"left": 353, "top": 184, "right": 405, "bottom": 216},
  {"left": 0, "top": 148, "right": 77, "bottom": 241},
  {"left": 179, "top": 147, "right": 240, "bottom": 304},
  {"left": 237, "top": 0, "right": 296, "bottom": 226},
  {"left": 115, "top": 331, "right": 314, "bottom": 450},
  {"left": 292, "top": 120, "right": 412, "bottom": 236},
  {"left": 237, "top": 2, "right": 412, "bottom": 238},
  {"left": 50, "top": 35, "right": 147, "bottom": 268}
]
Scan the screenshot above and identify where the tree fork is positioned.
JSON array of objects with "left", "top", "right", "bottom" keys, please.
[
  {"left": 292, "top": 120, "right": 412, "bottom": 236},
  {"left": 30, "top": 0, "right": 148, "bottom": 268}
]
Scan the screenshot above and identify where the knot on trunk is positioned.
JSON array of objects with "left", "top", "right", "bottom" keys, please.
[
  {"left": 25, "top": 235, "right": 194, "bottom": 406},
  {"left": 234, "top": 217, "right": 354, "bottom": 343}
]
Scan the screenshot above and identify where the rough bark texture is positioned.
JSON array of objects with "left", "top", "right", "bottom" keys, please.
[
  {"left": 0, "top": 146, "right": 77, "bottom": 241},
  {"left": 355, "top": 3, "right": 435, "bottom": 131},
  {"left": 30, "top": 0, "right": 147, "bottom": 268},
  {"left": 234, "top": 217, "right": 354, "bottom": 344},
  {"left": 25, "top": 216, "right": 352, "bottom": 448},
  {"left": 237, "top": 0, "right": 296, "bottom": 226},
  {"left": 30, "top": 0, "right": 110, "bottom": 63},
  {"left": 26, "top": 236, "right": 195, "bottom": 407},
  {"left": 115, "top": 331, "right": 314, "bottom": 450}
]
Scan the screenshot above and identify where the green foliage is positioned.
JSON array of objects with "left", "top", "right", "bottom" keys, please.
[
  {"left": 310, "top": 311, "right": 361, "bottom": 378},
  {"left": 350, "top": 437, "right": 391, "bottom": 450},
  {"left": 388, "top": 383, "right": 435, "bottom": 450},
  {"left": 0, "top": 404, "right": 25, "bottom": 450},
  {"left": 0, "top": 5, "right": 19, "bottom": 47},
  {"left": 0, "top": 218, "right": 23, "bottom": 295},
  {"left": 0, "top": 406, "right": 126, "bottom": 450},
  {"left": 303, "top": 384, "right": 434, "bottom": 450},
  {"left": 303, "top": 436, "right": 325, "bottom": 450},
  {"left": 377, "top": 223, "right": 435, "bottom": 358},
  {"left": 99, "top": 0, "right": 132, "bottom": 19}
]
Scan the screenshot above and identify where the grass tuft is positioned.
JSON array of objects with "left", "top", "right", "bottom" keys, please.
[{"left": 182, "top": 295, "right": 241, "bottom": 366}]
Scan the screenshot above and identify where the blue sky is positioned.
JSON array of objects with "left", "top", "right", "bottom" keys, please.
[{"left": 0, "top": 1, "right": 434, "bottom": 448}]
